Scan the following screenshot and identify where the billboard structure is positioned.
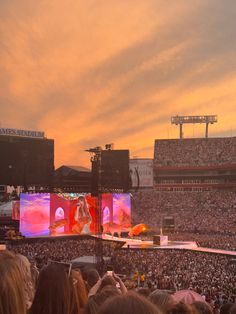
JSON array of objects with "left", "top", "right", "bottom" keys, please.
[
  {"left": 171, "top": 115, "right": 217, "bottom": 138},
  {"left": 129, "top": 159, "right": 153, "bottom": 188}
]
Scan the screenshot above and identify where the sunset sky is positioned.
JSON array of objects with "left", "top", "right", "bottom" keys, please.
[{"left": 1, "top": 0, "right": 236, "bottom": 168}]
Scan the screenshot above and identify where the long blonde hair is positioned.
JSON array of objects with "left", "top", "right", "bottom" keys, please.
[
  {"left": 15, "top": 254, "right": 35, "bottom": 309},
  {"left": 0, "top": 251, "right": 26, "bottom": 314}
]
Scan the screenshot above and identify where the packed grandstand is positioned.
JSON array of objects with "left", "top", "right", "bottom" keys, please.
[{"left": 1, "top": 136, "right": 236, "bottom": 314}]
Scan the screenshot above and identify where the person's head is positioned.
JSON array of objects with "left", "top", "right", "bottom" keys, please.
[
  {"left": 167, "top": 302, "right": 196, "bottom": 314},
  {"left": 149, "top": 290, "right": 174, "bottom": 313},
  {"left": 229, "top": 304, "right": 236, "bottom": 314},
  {"left": 30, "top": 263, "right": 77, "bottom": 314},
  {"left": 220, "top": 303, "right": 234, "bottom": 314},
  {"left": 84, "top": 285, "right": 120, "bottom": 314},
  {"left": 0, "top": 250, "right": 26, "bottom": 314},
  {"left": 98, "top": 291, "right": 162, "bottom": 314},
  {"left": 137, "top": 287, "right": 151, "bottom": 298},
  {"left": 191, "top": 301, "right": 213, "bottom": 314},
  {"left": 98, "top": 275, "right": 117, "bottom": 292},
  {"left": 87, "top": 268, "right": 100, "bottom": 289},
  {"left": 78, "top": 196, "right": 87, "bottom": 208}
]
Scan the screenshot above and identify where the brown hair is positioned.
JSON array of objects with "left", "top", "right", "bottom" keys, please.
[
  {"left": 30, "top": 263, "right": 78, "bottom": 314},
  {"left": 220, "top": 303, "right": 234, "bottom": 314},
  {"left": 167, "top": 302, "right": 197, "bottom": 314},
  {"left": 137, "top": 287, "right": 151, "bottom": 297},
  {"left": 149, "top": 290, "right": 174, "bottom": 313},
  {"left": 98, "top": 291, "right": 162, "bottom": 314},
  {"left": 84, "top": 285, "right": 120, "bottom": 314},
  {"left": 0, "top": 250, "right": 26, "bottom": 314},
  {"left": 192, "top": 301, "right": 213, "bottom": 314},
  {"left": 87, "top": 268, "right": 100, "bottom": 289},
  {"left": 71, "top": 269, "right": 88, "bottom": 308}
]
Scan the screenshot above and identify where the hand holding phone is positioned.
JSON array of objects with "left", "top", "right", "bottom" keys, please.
[{"left": 106, "top": 265, "right": 113, "bottom": 276}]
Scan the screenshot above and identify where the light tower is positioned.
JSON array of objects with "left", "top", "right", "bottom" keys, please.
[{"left": 171, "top": 115, "right": 218, "bottom": 138}]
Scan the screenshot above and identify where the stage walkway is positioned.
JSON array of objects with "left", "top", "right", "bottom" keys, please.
[{"left": 93, "top": 234, "right": 236, "bottom": 256}]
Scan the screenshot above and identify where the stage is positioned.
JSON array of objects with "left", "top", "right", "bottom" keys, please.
[
  {"left": 93, "top": 234, "right": 198, "bottom": 249},
  {"left": 92, "top": 234, "right": 236, "bottom": 256}
]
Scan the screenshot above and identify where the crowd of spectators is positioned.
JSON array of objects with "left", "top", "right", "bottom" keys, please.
[
  {"left": 7, "top": 237, "right": 236, "bottom": 304},
  {"left": 154, "top": 138, "right": 236, "bottom": 166},
  {"left": 132, "top": 189, "right": 236, "bottom": 250},
  {"left": 7, "top": 238, "right": 115, "bottom": 269},
  {"left": 167, "top": 233, "right": 236, "bottom": 251},
  {"left": 2, "top": 238, "right": 236, "bottom": 314},
  {"left": 112, "top": 249, "right": 236, "bottom": 306}
]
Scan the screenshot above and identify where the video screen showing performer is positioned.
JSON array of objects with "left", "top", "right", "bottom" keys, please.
[
  {"left": 20, "top": 193, "right": 96, "bottom": 237},
  {"left": 50, "top": 193, "right": 96, "bottom": 236},
  {"left": 71, "top": 196, "right": 92, "bottom": 234}
]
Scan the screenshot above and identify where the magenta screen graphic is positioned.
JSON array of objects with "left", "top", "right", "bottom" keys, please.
[
  {"left": 20, "top": 193, "right": 50, "bottom": 237},
  {"left": 112, "top": 193, "right": 131, "bottom": 228},
  {"left": 102, "top": 193, "right": 131, "bottom": 234}
]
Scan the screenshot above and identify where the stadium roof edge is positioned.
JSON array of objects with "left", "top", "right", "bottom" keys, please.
[{"left": 154, "top": 136, "right": 236, "bottom": 141}]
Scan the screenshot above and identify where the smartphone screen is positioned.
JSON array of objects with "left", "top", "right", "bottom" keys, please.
[
  {"left": 0, "top": 244, "right": 6, "bottom": 251},
  {"left": 106, "top": 265, "right": 113, "bottom": 276}
]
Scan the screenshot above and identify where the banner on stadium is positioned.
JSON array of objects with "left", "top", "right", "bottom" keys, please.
[{"left": 0, "top": 127, "right": 44, "bottom": 138}]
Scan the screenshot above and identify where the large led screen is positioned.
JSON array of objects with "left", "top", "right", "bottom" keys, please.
[
  {"left": 102, "top": 193, "right": 131, "bottom": 235},
  {"left": 20, "top": 193, "right": 50, "bottom": 237},
  {"left": 20, "top": 193, "right": 97, "bottom": 237}
]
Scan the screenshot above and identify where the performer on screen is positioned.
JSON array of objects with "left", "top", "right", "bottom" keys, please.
[{"left": 72, "top": 196, "right": 92, "bottom": 234}]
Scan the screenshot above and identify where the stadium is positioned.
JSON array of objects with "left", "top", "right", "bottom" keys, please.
[{"left": 0, "top": 122, "right": 236, "bottom": 313}]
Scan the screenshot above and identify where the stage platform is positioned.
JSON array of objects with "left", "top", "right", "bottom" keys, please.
[{"left": 92, "top": 234, "right": 236, "bottom": 256}]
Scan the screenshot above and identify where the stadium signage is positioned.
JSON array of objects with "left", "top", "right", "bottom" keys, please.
[{"left": 0, "top": 128, "right": 45, "bottom": 139}]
